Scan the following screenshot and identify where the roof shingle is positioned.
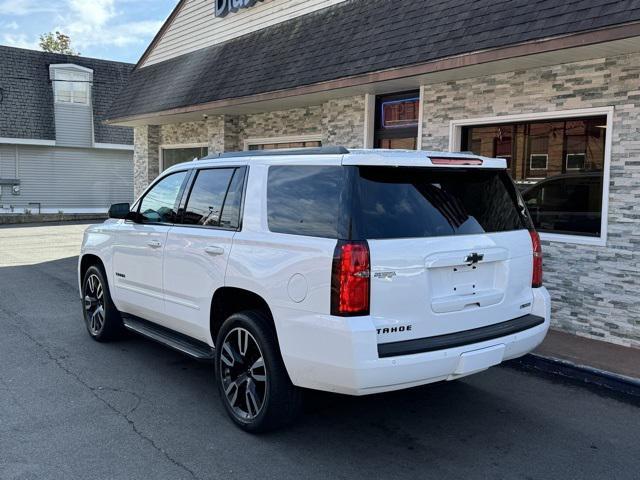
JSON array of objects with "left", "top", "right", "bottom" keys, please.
[
  {"left": 0, "top": 45, "right": 134, "bottom": 144},
  {"left": 108, "top": 0, "right": 640, "bottom": 121}
]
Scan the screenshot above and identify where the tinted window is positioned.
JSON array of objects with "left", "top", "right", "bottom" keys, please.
[
  {"left": 219, "top": 168, "right": 246, "bottom": 229},
  {"left": 352, "top": 167, "right": 527, "bottom": 240},
  {"left": 183, "top": 168, "right": 244, "bottom": 228},
  {"left": 139, "top": 171, "right": 187, "bottom": 223},
  {"left": 267, "top": 166, "right": 345, "bottom": 238}
]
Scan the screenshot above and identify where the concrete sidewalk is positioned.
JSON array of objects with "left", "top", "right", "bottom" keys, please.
[
  {"left": 536, "top": 330, "right": 640, "bottom": 380},
  {"left": 516, "top": 329, "right": 640, "bottom": 397}
]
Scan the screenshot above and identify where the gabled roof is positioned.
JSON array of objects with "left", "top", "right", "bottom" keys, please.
[
  {"left": 136, "top": 0, "right": 188, "bottom": 70},
  {"left": 0, "top": 45, "right": 134, "bottom": 144},
  {"left": 107, "top": 0, "right": 640, "bottom": 123}
]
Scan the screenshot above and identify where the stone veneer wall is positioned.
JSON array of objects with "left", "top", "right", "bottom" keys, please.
[
  {"left": 421, "top": 52, "right": 640, "bottom": 348},
  {"left": 133, "top": 95, "right": 366, "bottom": 198},
  {"left": 133, "top": 125, "right": 159, "bottom": 198},
  {"left": 238, "top": 105, "right": 324, "bottom": 146},
  {"left": 322, "top": 96, "right": 367, "bottom": 147}
]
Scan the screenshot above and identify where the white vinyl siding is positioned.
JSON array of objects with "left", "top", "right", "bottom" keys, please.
[
  {"left": 0, "top": 145, "right": 18, "bottom": 202},
  {"left": 55, "top": 103, "right": 94, "bottom": 148},
  {"left": 0, "top": 145, "right": 17, "bottom": 178},
  {"left": 50, "top": 65, "right": 95, "bottom": 148},
  {"left": 142, "top": 0, "right": 348, "bottom": 67},
  {"left": 0, "top": 146, "right": 133, "bottom": 211}
]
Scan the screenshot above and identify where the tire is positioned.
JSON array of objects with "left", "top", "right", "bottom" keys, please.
[
  {"left": 81, "top": 264, "right": 124, "bottom": 342},
  {"left": 215, "top": 310, "right": 302, "bottom": 433}
]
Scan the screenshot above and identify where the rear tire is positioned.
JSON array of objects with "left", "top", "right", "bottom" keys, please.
[
  {"left": 81, "top": 265, "right": 123, "bottom": 342},
  {"left": 215, "top": 310, "right": 302, "bottom": 433}
]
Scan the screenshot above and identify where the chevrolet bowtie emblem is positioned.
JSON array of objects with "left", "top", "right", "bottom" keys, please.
[{"left": 465, "top": 252, "right": 484, "bottom": 265}]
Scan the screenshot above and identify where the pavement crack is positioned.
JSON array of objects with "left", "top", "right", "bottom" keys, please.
[
  {"left": 0, "top": 374, "right": 30, "bottom": 416},
  {"left": 0, "top": 305, "right": 202, "bottom": 480}
]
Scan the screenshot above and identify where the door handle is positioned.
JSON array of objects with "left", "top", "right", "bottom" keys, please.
[
  {"left": 147, "top": 240, "right": 162, "bottom": 249},
  {"left": 204, "top": 245, "right": 225, "bottom": 256}
]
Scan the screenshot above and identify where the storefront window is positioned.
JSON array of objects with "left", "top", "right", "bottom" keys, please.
[
  {"left": 461, "top": 116, "right": 606, "bottom": 237},
  {"left": 161, "top": 146, "right": 209, "bottom": 170},
  {"left": 374, "top": 91, "right": 420, "bottom": 149}
]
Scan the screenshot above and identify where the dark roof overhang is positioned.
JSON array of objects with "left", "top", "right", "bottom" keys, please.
[{"left": 106, "top": 0, "right": 640, "bottom": 126}]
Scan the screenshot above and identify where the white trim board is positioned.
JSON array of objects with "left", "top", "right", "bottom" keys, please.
[
  {"left": 448, "top": 106, "right": 614, "bottom": 247},
  {"left": 363, "top": 94, "right": 375, "bottom": 149},
  {"left": 243, "top": 134, "right": 323, "bottom": 151},
  {"left": 160, "top": 142, "right": 209, "bottom": 149},
  {"left": 417, "top": 85, "right": 425, "bottom": 150},
  {"left": 0, "top": 138, "right": 56, "bottom": 146},
  {"left": 94, "top": 143, "right": 134, "bottom": 151},
  {"left": 1, "top": 139, "right": 134, "bottom": 151},
  {"left": 49, "top": 64, "right": 94, "bottom": 74}
]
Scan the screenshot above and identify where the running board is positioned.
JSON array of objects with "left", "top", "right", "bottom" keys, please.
[{"left": 122, "top": 315, "right": 215, "bottom": 361}]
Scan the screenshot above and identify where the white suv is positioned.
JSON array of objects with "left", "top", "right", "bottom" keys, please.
[{"left": 78, "top": 147, "right": 550, "bottom": 432}]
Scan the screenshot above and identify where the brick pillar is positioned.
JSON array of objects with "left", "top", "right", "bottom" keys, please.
[
  {"left": 133, "top": 125, "right": 160, "bottom": 199},
  {"left": 207, "top": 115, "right": 241, "bottom": 154},
  {"left": 321, "top": 96, "right": 367, "bottom": 148},
  {"left": 224, "top": 115, "right": 241, "bottom": 152}
]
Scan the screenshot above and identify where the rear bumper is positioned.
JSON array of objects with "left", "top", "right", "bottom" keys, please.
[{"left": 277, "top": 287, "right": 551, "bottom": 395}]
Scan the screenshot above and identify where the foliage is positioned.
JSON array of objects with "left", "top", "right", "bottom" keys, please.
[{"left": 39, "top": 32, "right": 80, "bottom": 55}]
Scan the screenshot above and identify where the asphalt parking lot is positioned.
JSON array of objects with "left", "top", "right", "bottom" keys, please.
[{"left": 1, "top": 222, "right": 638, "bottom": 480}]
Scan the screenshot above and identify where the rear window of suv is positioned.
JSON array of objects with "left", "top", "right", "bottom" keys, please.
[
  {"left": 266, "top": 165, "right": 528, "bottom": 239},
  {"left": 351, "top": 166, "right": 528, "bottom": 239}
]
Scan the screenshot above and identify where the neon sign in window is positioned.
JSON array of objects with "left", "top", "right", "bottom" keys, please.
[{"left": 381, "top": 97, "right": 419, "bottom": 129}]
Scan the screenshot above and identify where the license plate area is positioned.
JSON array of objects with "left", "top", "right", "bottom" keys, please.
[
  {"left": 430, "top": 262, "right": 504, "bottom": 313},
  {"left": 452, "top": 264, "right": 480, "bottom": 295}
]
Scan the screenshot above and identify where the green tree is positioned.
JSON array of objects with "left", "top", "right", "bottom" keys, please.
[{"left": 39, "top": 31, "right": 79, "bottom": 55}]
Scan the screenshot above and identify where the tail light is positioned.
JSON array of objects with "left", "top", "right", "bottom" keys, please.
[
  {"left": 529, "top": 230, "right": 543, "bottom": 288},
  {"left": 331, "top": 241, "right": 370, "bottom": 316}
]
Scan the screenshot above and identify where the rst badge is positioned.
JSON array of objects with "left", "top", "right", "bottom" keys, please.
[{"left": 215, "top": 0, "right": 264, "bottom": 17}]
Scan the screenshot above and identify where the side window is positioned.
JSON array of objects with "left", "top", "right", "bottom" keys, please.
[
  {"left": 219, "top": 167, "right": 246, "bottom": 229},
  {"left": 182, "top": 167, "right": 245, "bottom": 229},
  {"left": 139, "top": 171, "right": 188, "bottom": 224},
  {"left": 267, "top": 166, "right": 345, "bottom": 238}
]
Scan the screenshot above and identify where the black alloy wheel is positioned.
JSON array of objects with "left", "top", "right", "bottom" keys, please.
[
  {"left": 219, "top": 327, "right": 268, "bottom": 421},
  {"left": 215, "top": 310, "right": 302, "bottom": 432},
  {"left": 82, "top": 265, "right": 123, "bottom": 341},
  {"left": 84, "top": 272, "right": 105, "bottom": 336}
]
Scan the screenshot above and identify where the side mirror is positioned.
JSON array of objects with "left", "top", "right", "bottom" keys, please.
[
  {"left": 125, "top": 211, "right": 143, "bottom": 223},
  {"left": 108, "top": 203, "right": 131, "bottom": 219}
]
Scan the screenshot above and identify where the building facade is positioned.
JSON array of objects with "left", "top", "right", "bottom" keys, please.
[
  {"left": 0, "top": 46, "right": 134, "bottom": 214},
  {"left": 107, "top": 0, "right": 640, "bottom": 348}
]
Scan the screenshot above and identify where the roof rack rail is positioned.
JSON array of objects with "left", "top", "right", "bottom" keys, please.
[{"left": 207, "top": 146, "right": 350, "bottom": 159}]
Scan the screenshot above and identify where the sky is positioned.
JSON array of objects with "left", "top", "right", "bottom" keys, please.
[{"left": 0, "top": 0, "right": 178, "bottom": 63}]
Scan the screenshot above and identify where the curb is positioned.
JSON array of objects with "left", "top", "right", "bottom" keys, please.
[
  {"left": 0, "top": 213, "right": 107, "bottom": 225},
  {"left": 511, "top": 353, "right": 640, "bottom": 398}
]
